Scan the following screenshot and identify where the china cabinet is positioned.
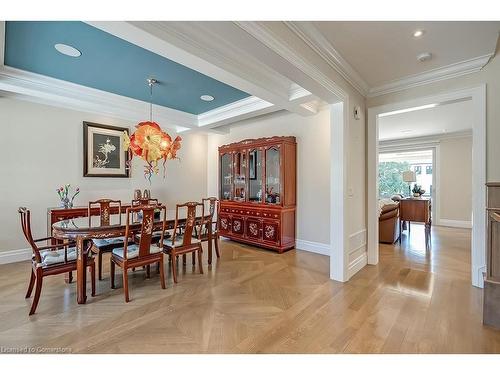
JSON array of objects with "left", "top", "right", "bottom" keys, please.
[{"left": 218, "top": 136, "right": 296, "bottom": 253}]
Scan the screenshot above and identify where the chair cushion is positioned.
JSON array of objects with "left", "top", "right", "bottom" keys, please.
[
  {"left": 39, "top": 247, "right": 77, "bottom": 266},
  {"left": 112, "top": 244, "right": 162, "bottom": 259},
  {"left": 163, "top": 235, "right": 201, "bottom": 249}
]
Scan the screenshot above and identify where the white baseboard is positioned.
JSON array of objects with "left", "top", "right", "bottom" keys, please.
[
  {"left": 295, "top": 239, "right": 330, "bottom": 256},
  {"left": 438, "top": 219, "right": 472, "bottom": 229},
  {"left": 0, "top": 248, "right": 31, "bottom": 265},
  {"left": 348, "top": 252, "right": 368, "bottom": 279}
]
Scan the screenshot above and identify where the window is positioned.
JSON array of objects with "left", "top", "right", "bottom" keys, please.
[
  {"left": 379, "top": 150, "right": 433, "bottom": 198},
  {"left": 378, "top": 161, "right": 411, "bottom": 198}
]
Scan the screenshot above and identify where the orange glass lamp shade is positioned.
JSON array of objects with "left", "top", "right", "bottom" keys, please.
[{"left": 124, "top": 121, "right": 182, "bottom": 181}]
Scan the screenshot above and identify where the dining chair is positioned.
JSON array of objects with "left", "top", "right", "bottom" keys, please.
[
  {"left": 132, "top": 199, "right": 171, "bottom": 246},
  {"left": 198, "top": 197, "right": 221, "bottom": 261},
  {"left": 110, "top": 204, "right": 166, "bottom": 302},
  {"left": 162, "top": 202, "right": 203, "bottom": 283},
  {"left": 19, "top": 207, "right": 95, "bottom": 315},
  {"left": 88, "top": 199, "right": 129, "bottom": 280}
]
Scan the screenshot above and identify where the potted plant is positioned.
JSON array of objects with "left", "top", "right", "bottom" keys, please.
[{"left": 412, "top": 184, "right": 426, "bottom": 197}]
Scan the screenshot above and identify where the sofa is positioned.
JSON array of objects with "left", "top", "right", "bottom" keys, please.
[{"left": 379, "top": 198, "right": 400, "bottom": 244}]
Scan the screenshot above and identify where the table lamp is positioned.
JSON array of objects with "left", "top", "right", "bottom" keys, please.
[{"left": 402, "top": 170, "right": 416, "bottom": 197}]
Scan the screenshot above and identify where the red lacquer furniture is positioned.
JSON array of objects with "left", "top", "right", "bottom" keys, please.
[{"left": 218, "top": 136, "right": 296, "bottom": 253}]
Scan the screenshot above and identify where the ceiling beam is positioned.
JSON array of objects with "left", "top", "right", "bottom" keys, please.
[
  {"left": 234, "top": 21, "right": 348, "bottom": 103},
  {"left": 285, "top": 21, "right": 370, "bottom": 97}
]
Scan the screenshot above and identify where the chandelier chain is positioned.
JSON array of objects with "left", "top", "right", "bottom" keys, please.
[{"left": 147, "top": 78, "right": 157, "bottom": 122}]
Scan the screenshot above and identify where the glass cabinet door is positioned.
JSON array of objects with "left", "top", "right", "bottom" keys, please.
[
  {"left": 220, "top": 153, "right": 233, "bottom": 200},
  {"left": 248, "top": 149, "right": 263, "bottom": 203},
  {"left": 234, "top": 151, "right": 247, "bottom": 201},
  {"left": 265, "top": 147, "right": 281, "bottom": 204}
]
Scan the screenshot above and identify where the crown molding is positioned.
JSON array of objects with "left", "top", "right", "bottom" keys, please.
[
  {"left": 285, "top": 22, "right": 370, "bottom": 97},
  {"left": 234, "top": 21, "right": 348, "bottom": 102},
  {"left": 0, "top": 65, "right": 198, "bottom": 131},
  {"left": 0, "top": 64, "right": 283, "bottom": 132},
  {"left": 289, "top": 83, "right": 313, "bottom": 102},
  {"left": 284, "top": 21, "right": 494, "bottom": 99},
  {"left": 368, "top": 54, "right": 493, "bottom": 97},
  {"left": 197, "top": 95, "right": 276, "bottom": 129}
]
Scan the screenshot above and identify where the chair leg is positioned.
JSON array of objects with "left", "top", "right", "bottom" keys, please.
[
  {"left": 29, "top": 270, "right": 43, "bottom": 315},
  {"left": 90, "top": 263, "right": 96, "bottom": 297},
  {"left": 110, "top": 259, "right": 115, "bottom": 289},
  {"left": 171, "top": 254, "right": 178, "bottom": 283},
  {"left": 198, "top": 247, "right": 204, "bottom": 275},
  {"left": 123, "top": 269, "right": 130, "bottom": 302},
  {"left": 146, "top": 265, "right": 151, "bottom": 279},
  {"left": 25, "top": 269, "right": 35, "bottom": 298},
  {"left": 159, "top": 256, "right": 166, "bottom": 289},
  {"left": 67, "top": 271, "right": 73, "bottom": 284},
  {"left": 214, "top": 234, "right": 220, "bottom": 258},
  {"left": 192, "top": 252, "right": 196, "bottom": 266},
  {"left": 98, "top": 252, "right": 103, "bottom": 281},
  {"left": 182, "top": 254, "right": 186, "bottom": 265}
]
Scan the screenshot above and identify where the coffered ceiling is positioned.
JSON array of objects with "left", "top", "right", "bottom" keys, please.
[{"left": 0, "top": 21, "right": 498, "bottom": 132}]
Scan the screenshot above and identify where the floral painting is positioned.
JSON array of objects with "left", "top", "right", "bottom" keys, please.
[{"left": 83, "top": 122, "right": 130, "bottom": 177}]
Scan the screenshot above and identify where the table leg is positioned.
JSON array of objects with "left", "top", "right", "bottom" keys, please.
[
  {"left": 76, "top": 236, "right": 88, "bottom": 304},
  {"left": 399, "top": 220, "right": 402, "bottom": 243}
]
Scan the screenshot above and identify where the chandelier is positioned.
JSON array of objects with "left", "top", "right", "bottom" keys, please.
[{"left": 124, "top": 78, "right": 182, "bottom": 181}]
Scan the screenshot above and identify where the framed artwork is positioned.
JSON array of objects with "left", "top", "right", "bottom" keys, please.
[
  {"left": 249, "top": 150, "right": 257, "bottom": 180},
  {"left": 83, "top": 121, "right": 130, "bottom": 178}
]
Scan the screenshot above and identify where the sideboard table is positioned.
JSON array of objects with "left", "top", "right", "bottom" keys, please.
[{"left": 399, "top": 197, "right": 431, "bottom": 247}]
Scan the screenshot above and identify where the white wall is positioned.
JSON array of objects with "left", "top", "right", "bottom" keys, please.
[
  {"left": 207, "top": 109, "right": 331, "bottom": 245},
  {"left": 439, "top": 136, "right": 473, "bottom": 225},
  {"left": 0, "top": 97, "right": 207, "bottom": 253}
]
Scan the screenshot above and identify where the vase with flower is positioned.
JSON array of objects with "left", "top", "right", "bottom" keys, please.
[{"left": 57, "top": 184, "right": 80, "bottom": 209}]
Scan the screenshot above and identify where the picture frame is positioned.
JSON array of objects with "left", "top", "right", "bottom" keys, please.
[
  {"left": 83, "top": 121, "right": 130, "bottom": 178},
  {"left": 249, "top": 150, "right": 257, "bottom": 180}
]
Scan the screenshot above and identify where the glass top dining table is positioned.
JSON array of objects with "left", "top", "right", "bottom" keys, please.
[{"left": 51, "top": 210, "right": 213, "bottom": 305}]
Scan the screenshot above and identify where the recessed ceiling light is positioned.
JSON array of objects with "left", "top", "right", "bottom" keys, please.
[
  {"left": 200, "top": 95, "right": 215, "bottom": 102},
  {"left": 54, "top": 43, "right": 81, "bottom": 57},
  {"left": 413, "top": 29, "right": 425, "bottom": 38}
]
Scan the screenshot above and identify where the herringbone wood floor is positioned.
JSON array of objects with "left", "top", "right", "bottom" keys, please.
[{"left": 1, "top": 225, "right": 500, "bottom": 353}]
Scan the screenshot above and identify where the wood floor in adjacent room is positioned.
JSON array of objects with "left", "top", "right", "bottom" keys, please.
[{"left": 1, "top": 225, "right": 499, "bottom": 353}]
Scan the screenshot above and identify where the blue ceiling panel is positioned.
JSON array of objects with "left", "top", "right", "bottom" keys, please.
[{"left": 4, "top": 21, "right": 250, "bottom": 115}]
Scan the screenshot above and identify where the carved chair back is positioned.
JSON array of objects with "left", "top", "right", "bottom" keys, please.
[
  {"left": 132, "top": 198, "right": 159, "bottom": 207},
  {"left": 18, "top": 207, "right": 42, "bottom": 263},
  {"left": 171, "top": 202, "right": 202, "bottom": 247},
  {"left": 122, "top": 204, "right": 166, "bottom": 259},
  {"left": 88, "top": 199, "right": 122, "bottom": 226},
  {"left": 201, "top": 197, "right": 218, "bottom": 233}
]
